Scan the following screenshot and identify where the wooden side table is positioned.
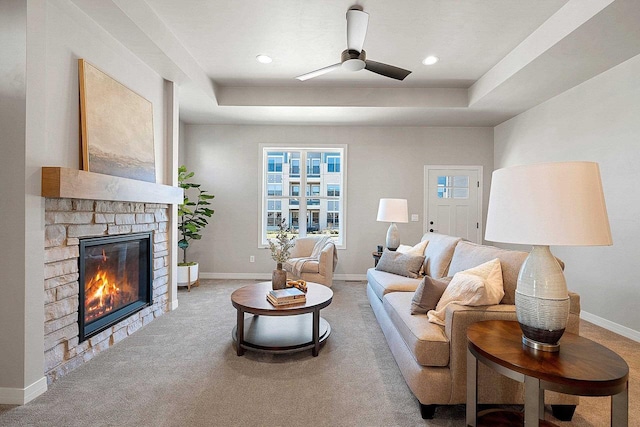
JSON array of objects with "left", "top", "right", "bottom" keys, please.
[{"left": 467, "top": 320, "right": 629, "bottom": 426}]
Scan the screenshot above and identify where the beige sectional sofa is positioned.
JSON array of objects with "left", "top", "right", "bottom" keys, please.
[{"left": 366, "top": 232, "right": 581, "bottom": 420}]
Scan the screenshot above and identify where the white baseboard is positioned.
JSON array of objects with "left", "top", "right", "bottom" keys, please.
[
  {"left": 581, "top": 310, "right": 640, "bottom": 342},
  {"left": 0, "top": 376, "right": 47, "bottom": 405},
  {"left": 335, "top": 273, "right": 367, "bottom": 281},
  {"left": 200, "top": 272, "right": 367, "bottom": 282},
  {"left": 200, "top": 272, "right": 270, "bottom": 280}
]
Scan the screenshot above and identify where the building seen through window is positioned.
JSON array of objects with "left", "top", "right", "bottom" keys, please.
[{"left": 262, "top": 148, "right": 345, "bottom": 247}]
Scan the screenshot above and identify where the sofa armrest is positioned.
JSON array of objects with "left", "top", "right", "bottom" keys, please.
[
  {"left": 318, "top": 243, "right": 335, "bottom": 277},
  {"left": 444, "top": 291, "right": 581, "bottom": 403},
  {"left": 444, "top": 304, "right": 518, "bottom": 402}
]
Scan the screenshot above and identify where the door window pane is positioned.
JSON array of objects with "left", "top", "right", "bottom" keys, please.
[{"left": 437, "top": 175, "right": 470, "bottom": 199}]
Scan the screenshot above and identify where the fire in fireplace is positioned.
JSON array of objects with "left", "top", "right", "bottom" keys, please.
[{"left": 78, "top": 233, "right": 153, "bottom": 341}]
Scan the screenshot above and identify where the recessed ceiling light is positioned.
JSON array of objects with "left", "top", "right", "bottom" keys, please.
[
  {"left": 256, "top": 54, "right": 272, "bottom": 64},
  {"left": 422, "top": 56, "right": 439, "bottom": 65}
]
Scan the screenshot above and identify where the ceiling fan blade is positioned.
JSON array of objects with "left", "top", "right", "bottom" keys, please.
[
  {"left": 364, "top": 60, "right": 412, "bottom": 81},
  {"left": 346, "top": 9, "right": 369, "bottom": 52},
  {"left": 295, "top": 63, "right": 342, "bottom": 81}
]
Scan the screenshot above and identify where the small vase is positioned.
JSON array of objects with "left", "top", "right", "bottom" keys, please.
[{"left": 272, "top": 263, "right": 287, "bottom": 290}]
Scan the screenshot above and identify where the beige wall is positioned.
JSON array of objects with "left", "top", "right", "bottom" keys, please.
[
  {"left": 494, "top": 53, "right": 640, "bottom": 338},
  {"left": 0, "top": 0, "right": 30, "bottom": 395},
  {"left": 182, "top": 125, "right": 494, "bottom": 278},
  {"left": 1, "top": 0, "right": 174, "bottom": 403}
]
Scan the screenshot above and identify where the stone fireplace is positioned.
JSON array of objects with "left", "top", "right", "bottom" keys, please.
[{"left": 44, "top": 198, "right": 170, "bottom": 383}]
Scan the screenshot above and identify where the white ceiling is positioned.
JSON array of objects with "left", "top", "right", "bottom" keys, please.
[{"left": 73, "top": 0, "right": 640, "bottom": 127}]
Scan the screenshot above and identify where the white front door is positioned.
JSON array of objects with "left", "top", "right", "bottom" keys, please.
[{"left": 424, "top": 166, "right": 482, "bottom": 243}]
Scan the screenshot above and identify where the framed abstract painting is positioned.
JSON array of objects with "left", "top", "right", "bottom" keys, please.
[{"left": 78, "top": 59, "right": 156, "bottom": 183}]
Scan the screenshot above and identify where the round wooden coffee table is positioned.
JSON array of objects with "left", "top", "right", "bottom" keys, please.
[
  {"left": 230, "top": 281, "right": 333, "bottom": 357},
  {"left": 466, "top": 320, "right": 629, "bottom": 426}
]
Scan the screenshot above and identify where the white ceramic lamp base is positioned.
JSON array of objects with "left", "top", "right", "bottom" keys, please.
[
  {"left": 386, "top": 222, "right": 400, "bottom": 250},
  {"left": 515, "top": 245, "right": 570, "bottom": 352}
]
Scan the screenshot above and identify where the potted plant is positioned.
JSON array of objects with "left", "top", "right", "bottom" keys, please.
[
  {"left": 268, "top": 219, "right": 295, "bottom": 289},
  {"left": 177, "top": 165, "right": 214, "bottom": 290}
]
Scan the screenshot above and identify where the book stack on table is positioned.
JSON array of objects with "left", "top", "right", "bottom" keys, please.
[{"left": 267, "top": 287, "right": 306, "bottom": 307}]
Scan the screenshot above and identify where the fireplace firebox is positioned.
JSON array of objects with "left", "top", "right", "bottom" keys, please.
[{"left": 78, "top": 233, "right": 153, "bottom": 341}]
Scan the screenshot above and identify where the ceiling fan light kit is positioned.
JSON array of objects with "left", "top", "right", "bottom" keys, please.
[{"left": 295, "top": 7, "right": 412, "bottom": 81}]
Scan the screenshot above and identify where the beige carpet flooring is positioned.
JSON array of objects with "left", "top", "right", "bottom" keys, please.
[{"left": 0, "top": 279, "right": 637, "bottom": 426}]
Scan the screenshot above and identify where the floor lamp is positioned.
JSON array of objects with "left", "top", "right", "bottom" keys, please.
[{"left": 485, "top": 161, "right": 612, "bottom": 351}]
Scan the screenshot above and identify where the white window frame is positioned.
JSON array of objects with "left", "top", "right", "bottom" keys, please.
[{"left": 259, "top": 144, "right": 347, "bottom": 249}]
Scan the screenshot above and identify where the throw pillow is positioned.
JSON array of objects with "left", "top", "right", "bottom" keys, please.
[
  {"left": 427, "top": 258, "right": 504, "bottom": 325},
  {"left": 375, "top": 250, "right": 425, "bottom": 279},
  {"left": 411, "top": 276, "right": 452, "bottom": 314},
  {"left": 397, "top": 239, "right": 429, "bottom": 256}
]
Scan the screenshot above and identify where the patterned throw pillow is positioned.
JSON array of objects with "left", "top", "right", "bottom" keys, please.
[{"left": 375, "top": 250, "right": 426, "bottom": 279}]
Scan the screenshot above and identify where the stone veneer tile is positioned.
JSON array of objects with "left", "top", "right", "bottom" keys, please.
[
  {"left": 45, "top": 199, "right": 72, "bottom": 211},
  {"left": 67, "top": 224, "right": 107, "bottom": 238},
  {"left": 108, "top": 224, "right": 132, "bottom": 235},
  {"left": 44, "top": 289, "right": 56, "bottom": 305},
  {"left": 56, "top": 281, "right": 79, "bottom": 300},
  {"left": 94, "top": 213, "right": 115, "bottom": 223},
  {"left": 51, "top": 212, "right": 94, "bottom": 224},
  {"left": 132, "top": 223, "right": 156, "bottom": 233},
  {"left": 44, "top": 259, "right": 78, "bottom": 280},
  {"left": 45, "top": 225, "right": 66, "bottom": 248},
  {"left": 153, "top": 241, "right": 168, "bottom": 253},
  {"left": 115, "top": 213, "right": 136, "bottom": 225},
  {"left": 44, "top": 323, "right": 79, "bottom": 352},
  {"left": 136, "top": 213, "right": 155, "bottom": 223},
  {"left": 44, "top": 312, "right": 77, "bottom": 335},
  {"left": 154, "top": 232, "right": 168, "bottom": 243},
  {"left": 72, "top": 200, "right": 95, "bottom": 211},
  {"left": 44, "top": 245, "right": 79, "bottom": 263},
  {"left": 152, "top": 209, "right": 168, "bottom": 222},
  {"left": 45, "top": 272, "right": 79, "bottom": 290},
  {"left": 44, "top": 296, "right": 79, "bottom": 322}
]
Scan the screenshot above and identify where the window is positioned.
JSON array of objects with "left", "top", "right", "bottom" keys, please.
[
  {"left": 327, "top": 156, "right": 340, "bottom": 173},
  {"left": 261, "top": 146, "right": 346, "bottom": 247},
  {"left": 267, "top": 200, "right": 282, "bottom": 227},
  {"left": 437, "top": 175, "right": 469, "bottom": 199}
]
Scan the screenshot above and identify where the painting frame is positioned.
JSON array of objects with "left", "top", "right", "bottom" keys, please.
[{"left": 78, "top": 59, "right": 156, "bottom": 183}]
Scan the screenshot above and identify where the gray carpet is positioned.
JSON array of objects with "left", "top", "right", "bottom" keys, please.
[{"left": 0, "top": 280, "right": 637, "bottom": 426}]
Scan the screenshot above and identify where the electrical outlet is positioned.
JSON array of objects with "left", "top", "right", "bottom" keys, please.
[
  {"left": 249, "top": 256, "right": 255, "bottom": 263},
  {"left": 411, "top": 214, "right": 419, "bottom": 222}
]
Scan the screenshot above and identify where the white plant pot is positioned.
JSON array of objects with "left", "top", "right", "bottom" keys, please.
[{"left": 178, "top": 263, "right": 199, "bottom": 288}]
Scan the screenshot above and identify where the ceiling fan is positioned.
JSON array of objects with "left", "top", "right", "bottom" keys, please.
[{"left": 295, "top": 6, "right": 412, "bottom": 81}]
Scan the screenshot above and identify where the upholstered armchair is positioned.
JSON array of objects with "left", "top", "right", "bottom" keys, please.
[{"left": 284, "top": 236, "right": 338, "bottom": 287}]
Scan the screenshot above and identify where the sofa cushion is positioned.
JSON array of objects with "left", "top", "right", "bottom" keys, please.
[
  {"left": 383, "top": 291, "right": 450, "bottom": 367},
  {"left": 427, "top": 258, "right": 504, "bottom": 326},
  {"left": 420, "top": 233, "right": 462, "bottom": 278},
  {"left": 375, "top": 250, "right": 425, "bottom": 279},
  {"left": 448, "top": 240, "right": 528, "bottom": 305},
  {"left": 367, "top": 268, "right": 422, "bottom": 301},
  {"left": 411, "top": 276, "right": 452, "bottom": 314}
]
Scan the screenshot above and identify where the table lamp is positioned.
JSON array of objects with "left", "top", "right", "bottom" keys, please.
[
  {"left": 376, "top": 198, "right": 408, "bottom": 250},
  {"left": 485, "top": 162, "right": 612, "bottom": 352}
]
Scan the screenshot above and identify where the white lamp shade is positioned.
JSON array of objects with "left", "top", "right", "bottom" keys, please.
[
  {"left": 485, "top": 162, "right": 612, "bottom": 246},
  {"left": 376, "top": 198, "right": 408, "bottom": 223}
]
